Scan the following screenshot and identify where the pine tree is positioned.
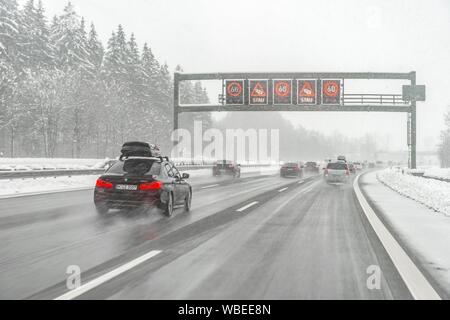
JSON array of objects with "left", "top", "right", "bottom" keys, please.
[
  {"left": 0, "top": 0, "right": 20, "bottom": 63},
  {"left": 50, "top": 2, "right": 91, "bottom": 72},
  {"left": 87, "top": 22, "right": 103, "bottom": 70}
]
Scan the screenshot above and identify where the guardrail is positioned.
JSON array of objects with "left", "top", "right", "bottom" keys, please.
[
  {"left": 417, "top": 175, "right": 450, "bottom": 183},
  {"left": 406, "top": 171, "right": 450, "bottom": 183},
  {"left": 343, "top": 94, "right": 409, "bottom": 106},
  {"left": 0, "top": 164, "right": 273, "bottom": 180}
]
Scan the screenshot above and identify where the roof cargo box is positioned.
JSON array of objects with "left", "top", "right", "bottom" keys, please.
[{"left": 120, "top": 141, "right": 161, "bottom": 160}]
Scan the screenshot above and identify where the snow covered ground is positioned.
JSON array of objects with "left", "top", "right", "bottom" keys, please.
[
  {"left": 0, "top": 157, "right": 112, "bottom": 171},
  {"left": 362, "top": 171, "right": 450, "bottom": 295},
  {"left": 377, "top": 168, "right": 450, "bottom": 216},
  {"left": 422, "top": 168, "right": 450, "bottom": 180},
  {"left": 0, "top": 175, "right": 98, "bottom": 197},
  {"left": 399, "top": 166, "right": 450, "bottom": 180}
]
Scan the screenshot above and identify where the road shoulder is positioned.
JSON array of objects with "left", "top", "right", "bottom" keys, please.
[{"left": 359, "top": 170, "right": 450, "bottom": 299}]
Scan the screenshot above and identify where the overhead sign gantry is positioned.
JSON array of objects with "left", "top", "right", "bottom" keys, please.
[{"left": 173, "top": 72, "right": 425, "bottom": 168}]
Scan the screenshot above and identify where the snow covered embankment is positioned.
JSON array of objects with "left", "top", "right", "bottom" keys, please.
[
  {"left": 377, "top": 169, "right": 450, "bottom": 216},
  {"left": 423, "top": 168, "right": 450, "bottom": 181},
  {"left": 0, "top": 175, "right": 99, "bottom": 197}
]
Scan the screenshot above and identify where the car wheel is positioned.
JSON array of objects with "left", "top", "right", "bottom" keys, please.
[
  {"left": 184, "top": 190, "right": 192, "bottom": 212},
  {"left": 164, "top": 192, "right": 174, "bottom": 217},
  {"left": 95, "top": 203, "right": 109, "bottom": 215}
]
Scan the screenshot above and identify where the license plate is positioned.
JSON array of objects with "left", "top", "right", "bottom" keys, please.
[{"left": 116, "top": 184, "right": 138, "bottom": 191}]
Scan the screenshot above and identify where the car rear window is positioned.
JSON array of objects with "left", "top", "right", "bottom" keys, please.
[
  {"left": 327, "top": 162, "right": 348, "bottom": 170},
  {"left": 306, "top": 162, "right": 317, "bottom": 166},
  {"left": 107, "top": 159, "right": 161, "bottom": 175},
  {"left": 285, "top": 163, "right": 298, "bottom": 167}
]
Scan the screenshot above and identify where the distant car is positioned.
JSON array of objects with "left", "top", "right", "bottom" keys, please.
[
  {"left": 337, "top": 155, "right": 347, "bottom": 162},
  {"left": 304, "top": 161, "right": 319, "bottom": 174},
  {"left": 348, "top": 163, "right": 356, "bottom": 174},
  {"left": 368, "top": 162, "right": 376, "bottom": 168},
  {"left": 212, "top": 160, "right": 241, "bottom": 178},
  {"left": 324, "top": 161, "right": 349, "bottom": 183},
  {"left": 280, "top": 162, "right": 303, "bottom": 178},
  {"left": 353, "top": 162, "right": 362, "bottom": 171}
]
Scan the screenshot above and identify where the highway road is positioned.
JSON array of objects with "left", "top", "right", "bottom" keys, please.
[{"left": 0, "top": 170, "right": 416, "bottom": 299}]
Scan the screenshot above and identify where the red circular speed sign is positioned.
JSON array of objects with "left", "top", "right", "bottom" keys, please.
[
  {"left": 275, "top": 81, "right": 291, "bottom": 97},
  {"left": 323, "top": 81, "right": 340, "bottom": 97},
  {"left": 227, "top": 82, "right": 242, "bottom": 97}
]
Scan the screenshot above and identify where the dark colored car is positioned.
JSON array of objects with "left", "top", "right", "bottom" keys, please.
[
  {"left": 348, "top": 163, "right": 356, "bottom": 174},
  {"left": 212, "top": 160, "right": 241, "bottom": 178},
  {"left": 280, "top": 162, "right": 303, "bottom": 178},
  {"left": 304, "top": 161, "right": 319, "bottom": 173},
  {"left": 94, "top": 157, "right": 192, "bottom": 217}
]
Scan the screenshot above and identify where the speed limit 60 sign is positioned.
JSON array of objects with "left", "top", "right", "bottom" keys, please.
[
  {"left": 226, "top": 80, "right": 244, "bottom": 105},
  {"left": 273, "top": 80, "right": 292, "bottom": 105},
  {"left": 321, "top": 79, "right": 341, "bottom": 105}
]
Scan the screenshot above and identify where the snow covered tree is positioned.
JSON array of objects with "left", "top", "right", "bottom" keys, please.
[
  {"left": 20, "top": 0, "right": 54, "bottom": 70},
  {"left": 87, "top": 22, "right": 103, "bottom": 71},
  {"left": 50, "top": 2, "right": 91, "bottom": 73},
  {"left": 0, "top": 1, "right": 206, "bottom": 157}
]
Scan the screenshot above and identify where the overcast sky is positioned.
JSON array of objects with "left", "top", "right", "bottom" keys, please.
[{"left": 28, "top": 0, "right": 450, "bottom": 151}]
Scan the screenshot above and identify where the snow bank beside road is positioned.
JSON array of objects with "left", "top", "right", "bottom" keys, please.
[
  {"left": 423, "top": 168, "right": 450, "bottom": 180},
  {"left": 0, "top": 175, "right": 98, "bottom": 197},
  {"left": 377, "top": 169, "right": 450, "bottom": 216},
  {"left": 0, "top": 157, "right": 111, "bottom": 170}
]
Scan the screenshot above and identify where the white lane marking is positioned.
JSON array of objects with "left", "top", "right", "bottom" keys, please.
[
  {"left": 278, "top": 187, "right": 289, "bottom": 192},
  {"left": 54, "top": 250, "right": 162, "bottom": 300},
  {"left": 236, "top": 201, "right": 259, "bottom": 212},
  {"left": 298, "top": 180, "right": 305, "bottom": 184},
  {"left": 201, "top": 184, "right": 220, "bottom": 189},
  {"left": 353, "top": 174, "right": 441, "bottom": 300}
]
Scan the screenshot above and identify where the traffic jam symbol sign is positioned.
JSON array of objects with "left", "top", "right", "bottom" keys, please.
[
  {"left": 273, "top": 80, "right": 292, "bottom": 105},
  {"left": 225, "top": 80, "right": 244, "bottom": 105},
  {"left": 297, "top": 80, "right": 317, "bottom": 105},
  {"left": 249, "top": 80, "right": 268, "bottom": 105},
  {"left": 322, "top": 79, "right": 341, "bottom": 105}
]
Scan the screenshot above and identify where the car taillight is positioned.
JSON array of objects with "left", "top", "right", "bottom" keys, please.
[
  {"left": 139, "top": 181, "right": 162, "bottom": 191},
  {"left": 294, "top": 166, "right": 299, "bottom": 171},
  {"left": 96, "top": 178, "right": 113, "bottom": 189},
  {"left": 346, "top": 170, "right": 350, "bottom": 175}
]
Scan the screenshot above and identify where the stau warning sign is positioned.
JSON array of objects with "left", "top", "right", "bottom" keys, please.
[
  {"left": 297, "top": 79, "right": 317, "bottom": 105},
  {"left": 249, "top": 80, "right": 268, "bottom": 105}
]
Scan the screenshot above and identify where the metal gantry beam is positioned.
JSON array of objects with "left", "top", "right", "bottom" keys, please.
[
  {"left": 173, "top": 71, "right": 420, "bottom": 169},
  {"left": 177, "top": 72, "right": 414, "bottom": 81}
]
